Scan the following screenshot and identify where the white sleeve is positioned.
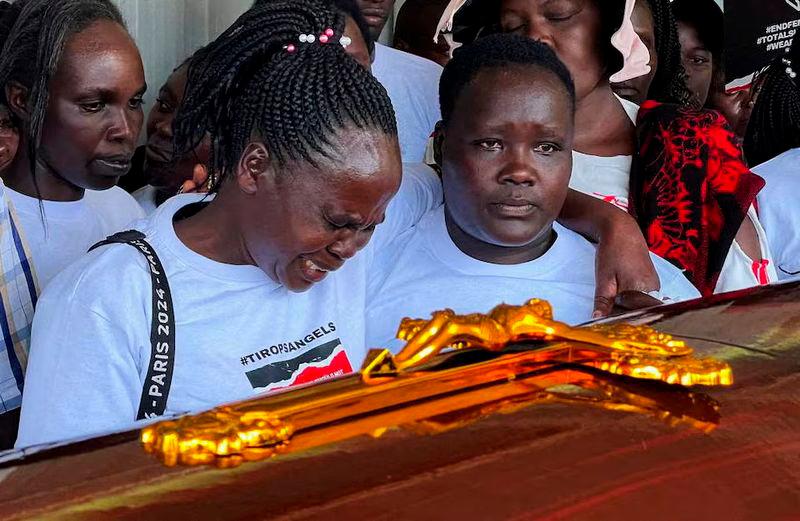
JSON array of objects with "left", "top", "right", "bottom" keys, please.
[
  {"left": 16, "top": 280, "right": 144, "bottom": 448},
  {"left": 650, "top": 254, "right": 702, "bottom": 303},
  {"left": 371, "top": 162, "right": 442, "bottom": 251}
]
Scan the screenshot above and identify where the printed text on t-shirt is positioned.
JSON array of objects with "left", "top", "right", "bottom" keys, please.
[{"left": 239, "top": 322, "right": 338, "bottom": 366}]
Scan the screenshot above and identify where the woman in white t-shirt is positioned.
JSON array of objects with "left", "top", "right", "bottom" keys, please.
[
  {"left": 754, "top": 149, "right": 800, "bottom": 281},
  {"left": 472, "top": 0, "right": 775, "bottom": 295},
  {"left": 0, "top": 1, "right": 145, "bottom": 291},
  {"left": 16, "top": 0, "right": 443, "bottom": 448},
  {"left": 0, "top": 0, "right": 146, "bottom": 444},
  {"left": 367, "top": 35, "right": 699, "bottom": 349},
  {"left": 743, "top": 42, "right": 800, "bottom": 280}
]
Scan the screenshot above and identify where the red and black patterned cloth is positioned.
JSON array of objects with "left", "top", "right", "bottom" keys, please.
[{"left": 631, "top": 101, "right": 765, "bottom": 296}]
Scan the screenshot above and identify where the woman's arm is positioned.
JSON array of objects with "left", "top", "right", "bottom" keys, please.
[
  {"left": 16, "top": 297, "right": 141, "bottom": 448},
  {"left": 558, "top": 189, "right": 659, "bottom": 318}
]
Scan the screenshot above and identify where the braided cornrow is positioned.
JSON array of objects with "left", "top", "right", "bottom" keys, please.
[
  {"left": 0, "top": 0, "right": 124, "bottom": 194},
  {"left": 642, "top": 0, "right": 694, "bottom": 107},
  {"left": 743, "top": 45, "right": 800, "bottom": 167},
  {"left": 175, "top": 0, "right": 395, "bottom": 187}
]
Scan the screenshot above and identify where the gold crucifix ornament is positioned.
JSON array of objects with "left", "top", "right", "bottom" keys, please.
[
  {"left": 141, "top": 298, "right": 732, "bottom": 468},
  {"left": 362, "top": 299, "right": 732, "bottom": 387}
]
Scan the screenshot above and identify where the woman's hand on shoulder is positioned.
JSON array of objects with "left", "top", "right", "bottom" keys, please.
[
  {"left": 593, "top": 211, "right": 659, "bottom": 318},
  {"left": 558, "top": 190, "right": 660, "bottom": 318}
]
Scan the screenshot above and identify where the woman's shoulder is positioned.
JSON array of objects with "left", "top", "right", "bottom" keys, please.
[
  {"left": 371, "top": 163, "right": 442, "bottom": 249},
  {"left": 83, "top": 186, "right": 147, "bottom": 234},
  {"left": 40, "top": 236, "right": 152, "bottom": 310},
  {"left": 752, "top": 148, "right": 800, "bottom": 181}
]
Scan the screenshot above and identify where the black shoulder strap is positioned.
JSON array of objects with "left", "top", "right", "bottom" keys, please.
[{"left": 90, "top": 230, "right": 176, "bottom": 421}]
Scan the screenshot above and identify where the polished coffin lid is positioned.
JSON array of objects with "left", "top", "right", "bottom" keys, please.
[{"left": 0, "top": 281, "right": 798, "bottom": 520}]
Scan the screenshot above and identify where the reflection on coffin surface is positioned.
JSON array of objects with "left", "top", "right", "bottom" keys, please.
[{"left": 1, "top": 281, "right": 799, "bottom": 520}]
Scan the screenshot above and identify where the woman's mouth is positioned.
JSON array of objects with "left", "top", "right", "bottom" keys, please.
[
  {"left": 490, "top": 200, "right": 537, "bottom": 218},
  {"left": 360, "top": 8, "right": 387, "bottom": 27},
  {"left": 92, "top": 156, "right": 133, "bottom": 176},
  {"left": 298, "top": 258, "right": 334, "bottom": 284}
]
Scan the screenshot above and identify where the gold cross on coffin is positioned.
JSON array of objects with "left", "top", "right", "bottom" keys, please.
[
  {"left": 362, "top": 298, "right": 732, "bottom": 388},
  {"left": 141, "top": 298, "right": 733, "bottom": 468}
]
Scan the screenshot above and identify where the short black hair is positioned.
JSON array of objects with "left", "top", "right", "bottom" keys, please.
[
  {"left": 744, "top": 43, "right": 800, "bottom": 166},
  {"left": 0, "top": 0, "right": 125, "bottom": 195},
  {"left": 176, "top": 0, "right": 396, "bottom": 188},
  {"left": 439, "top": 33, "right": 575, "bottom": 126}
]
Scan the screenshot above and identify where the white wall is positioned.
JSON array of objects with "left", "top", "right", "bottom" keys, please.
[{"left": 113, "top": 0, "right": 251, "bottom": 115}]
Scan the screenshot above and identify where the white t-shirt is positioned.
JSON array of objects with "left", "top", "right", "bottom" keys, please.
[
  {"left": 16, "top": 163, "right": 442, "bottom": 448},
  {"left": 568, "top": 95, "right": 776, "bottom": 293},
  {"left": 713, "top": 205, "right": 778, "bottom": 293},
  {"left": 7, "top": 186, "right": 145, "bottom": 289},
  {"left": 568, "top": 94, "right": 638, "bottom": 212},
  {"left": 366, "top": 205, "right": 700, "bottom": 352},
  {"left": 753, "top": 148, "right": 800, "bottom": 281},
  {"left": 132, "top": 184, "right": 158, "bottom": 215},
  {"left": 372, "top": 43, "right": 442, "bottom": 163}
]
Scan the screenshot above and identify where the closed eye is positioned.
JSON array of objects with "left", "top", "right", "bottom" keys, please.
[
  {"left": 504, "top": 23, "right": 527, "bottom": 34},
  {"left": 546, "top": 13, "right": 574, "bottom": 22},
  {"left": 325, "top": 218, "right": 347, "bottom": 231},
  {"left": 79, "top": 101, "right": 105, "bottom": 113}
]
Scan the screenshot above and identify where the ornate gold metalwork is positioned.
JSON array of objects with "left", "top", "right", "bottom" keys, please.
[
  {"left": 140, "top": 362, "right": 722, "bottom": 468},
  {"left": 140, "top": 408, "right": 293, "bottom": 468},
  {"left": 140, "top": 298, "right": 732, "bottom": 469},
  {"left": 406, "top": 377, "right": 721, "bottom": 436},
  {"left": 362, "top": 299, "right": 732, "bottom": 387}
]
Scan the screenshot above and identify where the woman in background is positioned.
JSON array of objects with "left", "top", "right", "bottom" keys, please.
[
  {"left": 747, "top": 43, "right": 800, "bottom": 280},
  {"left": 438, "top": 0, "right": 775, "bottom": 295},
  {"left": 132, "top": 51, "right": 211, "bottom": 214},
  {"left": 0, "top": 0, "right": 146, "bottom": 290},
  {"left": 610, "top": 0, "right": 693, "bottom": 107}
]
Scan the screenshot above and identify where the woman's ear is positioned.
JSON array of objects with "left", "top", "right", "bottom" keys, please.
[
  {"left": 5, "top": 82, "right": 29, "bottom": 122},
  {"left": 236, "top": 142, "right": 270, "bottom": 195}
]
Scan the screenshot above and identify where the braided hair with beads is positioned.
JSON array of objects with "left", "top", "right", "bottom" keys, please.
[
  {"left": 174, "top": 0, "right": 396, "bottom": 190},
  {"left": 253, "top": 0, "right": 375, "bottom": 54},
  {"left": 0, "top": 0, "right": 125, "bottom": 194},
  {"left": 743, "top": 44, "right": 800, "bottom": 167}
]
